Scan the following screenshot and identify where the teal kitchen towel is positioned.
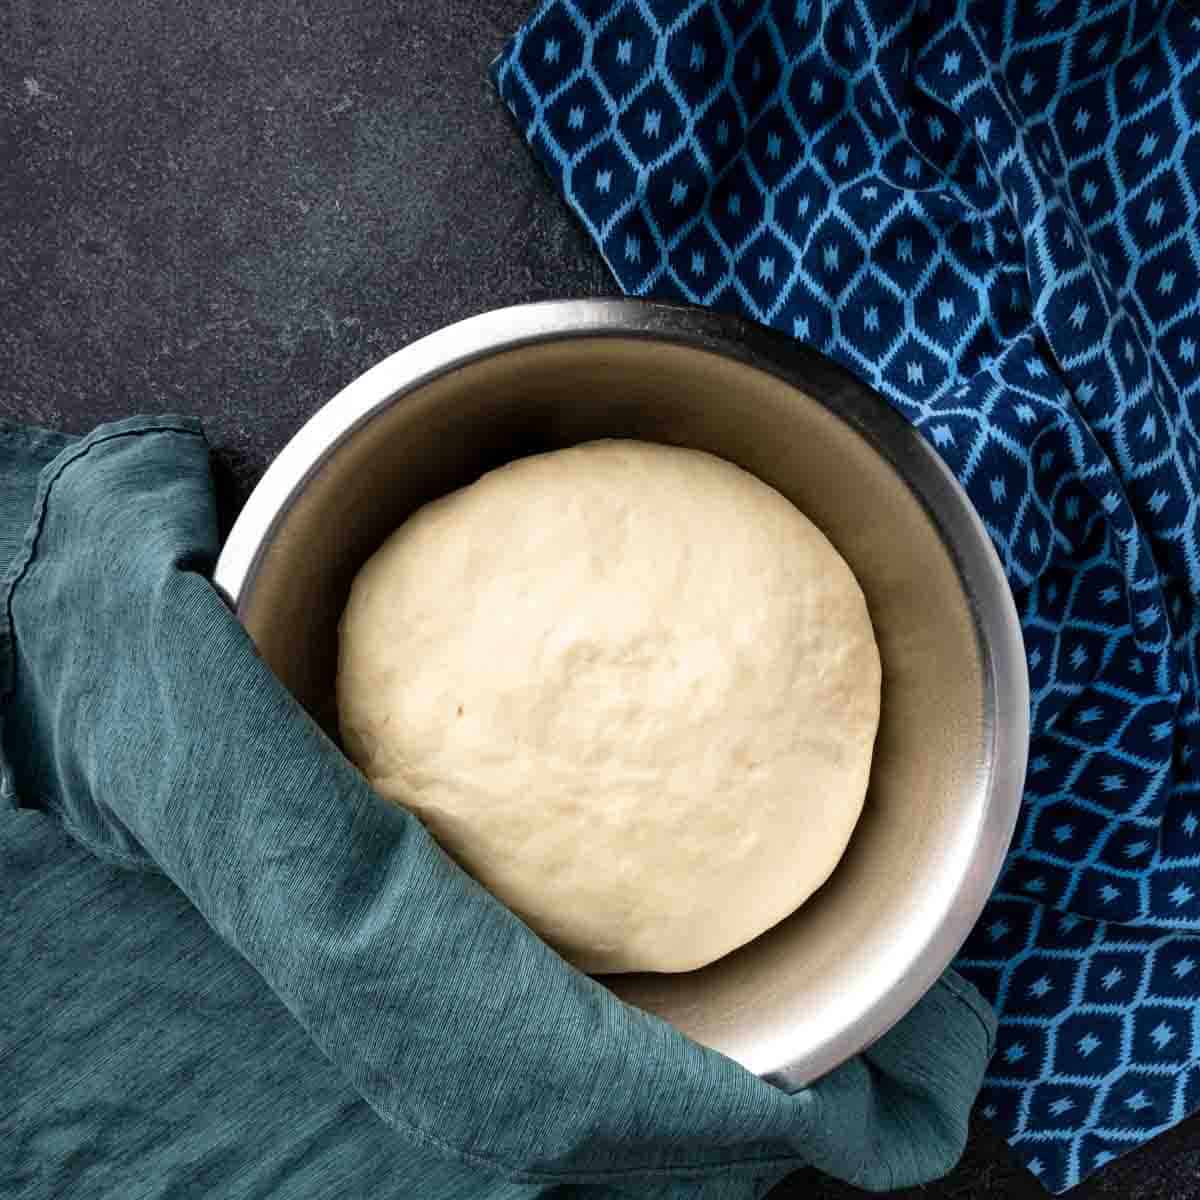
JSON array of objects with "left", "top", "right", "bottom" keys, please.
[{"left": 1, "top": 417, "right": 994, "bottom": 1198}]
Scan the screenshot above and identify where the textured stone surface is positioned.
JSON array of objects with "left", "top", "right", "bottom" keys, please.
[
  {"left": 1, "top": 0, "right": 612, "bottom": 531},
  {"left": 2, "top": 0, "right": 1197, "bottom": 1196}
]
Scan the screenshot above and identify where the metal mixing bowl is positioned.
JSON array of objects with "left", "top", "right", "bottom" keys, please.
[{"left": 213, "top": 299, "right": 1028, "bottom": 1090}]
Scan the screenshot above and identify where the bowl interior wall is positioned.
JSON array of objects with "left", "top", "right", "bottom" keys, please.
[{"left": 239, "top": 337, "right": 988, "bottom": 1082}]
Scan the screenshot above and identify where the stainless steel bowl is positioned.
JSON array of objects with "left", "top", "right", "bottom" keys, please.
[{"left": 214, "top": 299, "right": 1028, "bottom": 1090}]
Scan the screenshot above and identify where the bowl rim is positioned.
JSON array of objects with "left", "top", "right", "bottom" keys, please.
[{"left": 213, "top": 298, "right": 1029, "bottom": 1088}]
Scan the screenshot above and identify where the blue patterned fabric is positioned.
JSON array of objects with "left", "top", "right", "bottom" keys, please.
[{"left": 493, "top": 1, "right": 1200, "bottom": 1192}]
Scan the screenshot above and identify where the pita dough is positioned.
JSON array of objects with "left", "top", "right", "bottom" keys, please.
[{"left": 337, "top": 440, "right": 881, "bottom": 973}]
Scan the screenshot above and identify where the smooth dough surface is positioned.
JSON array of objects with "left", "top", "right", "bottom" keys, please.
[{"left": 337, "top": 440, "right": 882, "bottom": 974}]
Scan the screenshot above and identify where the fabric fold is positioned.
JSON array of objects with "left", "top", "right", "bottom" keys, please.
[{"left": 1, "top": 417, "right": 994, "bottom": 1197}]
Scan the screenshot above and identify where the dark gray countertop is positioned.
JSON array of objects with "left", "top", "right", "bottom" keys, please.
[{"left": 4, "top": 1, "right": 1199, "bottom": 1196}]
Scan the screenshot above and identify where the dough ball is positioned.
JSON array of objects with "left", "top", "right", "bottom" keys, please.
[{"left": 337, "top": 440, "right": 881, "bottom": 974}]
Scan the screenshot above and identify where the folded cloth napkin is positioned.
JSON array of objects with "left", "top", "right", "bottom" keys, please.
[
  {"left": 493, "top": 0, "right": 1200, "bottom": 1192},
  {"left": 1, "top": 415, "right": 994, "bottom": 1198}
]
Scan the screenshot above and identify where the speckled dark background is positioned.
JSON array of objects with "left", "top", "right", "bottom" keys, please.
[{"left": 3, "top": 1, "right": 1199, "bottom": 1196}]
